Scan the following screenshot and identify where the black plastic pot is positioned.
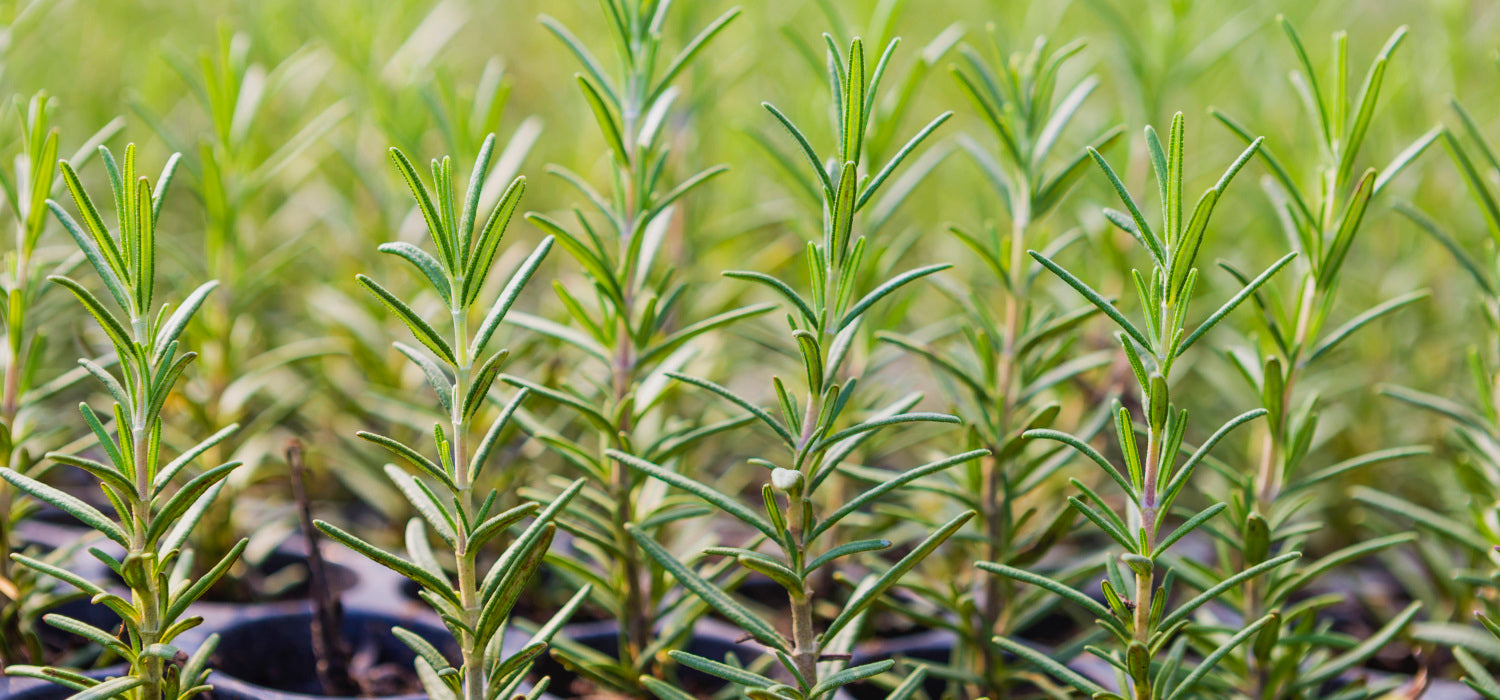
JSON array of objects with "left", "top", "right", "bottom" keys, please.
[{"left": 204, "top": 608, "right": 458, "bottom": 700}]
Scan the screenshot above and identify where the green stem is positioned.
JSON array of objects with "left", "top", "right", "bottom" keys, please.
[
  {"left": 451, "top": 308, "right": 484, "bottom": 700},
  {"left": 975, "top": 189, "right": 1031, "bottom": 695},
  {"left": 786, "top": 492, "right": 818, "bottom": 689},
  {"left": 1133, "top": 566, "right": 1152, "bottom": 700},
  {"left": 132, "top": 408, "right": 164, "bottom": 698}
]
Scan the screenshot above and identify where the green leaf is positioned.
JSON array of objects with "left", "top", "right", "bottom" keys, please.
[
  {"left": 823, "top": 510, "right": 974, "bottom": 642},
  {"left": 1165, "top": 613, "right": 1276, "bottom": 700},
  {"left": 1160, "top": 551, "right": 1300, "bottom": 628},
  {"left": 1178, "top": 252, "right": 1297, "bottom": 356},
  {"left": 811, "top": 449, "right": 987, "bottom": 538},
  {"left": 609, "top": 450, "right": 777, "bottom": 540},
  {"left": 1285, "top": 445, "right": 1429, "bottom": 494},
  {"left": 467, "top": 502, "right": 539, "bottom": 553},
  {"left": 857, "top": 112, "right": 951, "bottom": 209},
  {"left": 1088, "top": 148, "right": 1164, "bottom": 262},
  {"left": 380, "top": 242, "right": 453, "bottom": 302},
  {"left": 763, "top": 102, "right": 833, "bottom": 195},
  {"left": 315, "top": 520, "right": 460, "bottom": 605},
  {"left": 0, "top": 467, "right": 129, "bottom": 546},
  {"left": 841, "top": 37, "right": 866, "bottom": 166},
  {"left": 1337, "top": 26, "right": 1406, "bottom": 185},
  {"left": 49, "top": 275, "right": 135, "bottom": 355},
  {"left": 475, "top": 525, "right": 553, "bottom": 643},
  {"left": 470, "top": 236, "right": 553, "bottom": 360},
  {"left": 639, "top": 303, "right": 775, "bottom": 368},
  {"left": 142, "top": 461, "right": 240, "bottom": 546},
  {"left": 394, "top": 627, "right": 456, "bottom": 677},
  {"left": 69, "top": 675, "right": 146, "bottom": 700},
  {"left": 829, "top": 161, "right": 857, "bottom": 264},
  {"left": 577, "top": 74, "right": 628, "bottom": 165},
  {"left": 165, "top": 538, "right": 247, "bottom": 623},
  {"left": 1307, "top": 290, "right": 1428, "bottom": 363},
  {"left": 153, "top": 281, "right": 219, "bottom": 363},
  {"left": 667, "top": 650, "right": 776, "bottom": 689},
  {"left": 464, "top": 177, "right": 529, "bottom": 307},
  {"left": 1161, "top": 409, "right": 1267, "bottom": 509},
  {"left": 389, "top": 147, "right": 457, "bottom": 270},
  {"left": 358, "top": 274, "right": 455, "bottom": 364},
  {"left": 357, "top": 431, "right": 458, "bottom": 492},
  {"left": 641, "top": 677, "right": 698, "bottom": 700},
  {"left": 839, "top": 263, "right": 950, "bottom": 330},
  {"left": 627, "top": 525, "right": 787, "bottom": 652},
  {"left": 667, "top": 371, "right": 794, "bottom": 447},
  {"left": 10, "top": 552, "right": 107, "bottom": 597},
  {"left": 154, "top": 424, "right": 239, "bottom": 496},
  {"left": 1029, "top": 251, "right": 1151, "bottom": 350},
  {"left": 385, "top": 465, "right": 458, "bottom": 547},
  {"left": 1317, "top": 169, "right": 1375, "bottom": 288},
  {"left": 977, "top": 562, "right": 1111, "bottom": 619},
  {"left": 990, "top": 636, "right": 1108, "bottom": 695},
  {"left": 811, "top": 660, "right": 893, "bottom": 698},
  {"left": 395, "top": 341, "right": 454, "bottom": 413},
  {"left": 1297, "top": 602, "right": 1420, "bottom": 689},
  {"left": 1025, "top": 429, "right": 1133, "bottom": 498},
  {"left": 1456, "top": 647, "right": 1500, "bottom": 699},
  {"left": 1269, "top": 532, "right": 1416, "bottom": 602},
  {"left": 1353, "top": 487, "right": 1490, "bottom": 554},
  {"left": 650, "top": 8, "right": 742, "bottom": 103},
  {"left": 816, "top": 411, "right": 958, "bottom": 450},
  {"left": 1154, "top": 502, "right": 1226, "bottom": 554},
  {"left": 807, "top": 538, "right": 890, "bottom": 572},
  {"left": 501, "top": 375, "right": 615, "bottom": 433},
  {"left": 724, "top": 270, "right": 817, "bottom": 325},
  {"left": 41, "top": 614, "right": 130, "bottom": 655}
]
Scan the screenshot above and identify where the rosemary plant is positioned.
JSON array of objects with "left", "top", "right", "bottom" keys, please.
[
  {"left": 0, "top": 93, "right": 120, "bottom": 666},
  {"left": 313, "top": 137, "right": 587, "bottom": 700},
  {"left": 496, "top": 1, "right": 771, "bottom": 694},
  {"left": 131, "top": 26, "right": 347, "bottom": 597},
  {"left": 0, "top": 144, "right": 240, "bottom": 699},
  {"left": 876, "top": 34, "right": 1124, "bottom": 697},
  {"left": 612, "top": 33, "right": 985, "bottom": 699},
  {"left": 1186, "top": 19, "right": 1436, "bottom": 698},
  {"left": 984, "top": 114, "right": 1303, "bottom": 699},
  {"left": 1361, "top": 98, "right": 1500, "bottom": 697}
]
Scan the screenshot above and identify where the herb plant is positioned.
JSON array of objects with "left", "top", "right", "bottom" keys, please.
[
  {"left": 1362, "top": 96, "right": 1500, "bottom": 697},
  {"left": 313, "top": 136, "right": 587, "bottom": 700},
  {"left": 612, "top": 32, "right": 986, "bottom": 699},
  {"left": 494, "top": 1, "right": 769, "bottom": 694},
  {"left": 131, "top": 26, "right": 347, "bottom": 599},
  {"left": 0, "top": 92, "right": 121, "bottom": 667},
  {"left": 1, "top": 144, "right": 241, "bottom": 699},
  {"left": 984, "top": 114, "right": 1303, "bottom": 699},
  {"left": 1182, "top": 18, "right": 1436, "bottom": 698},
  {"left": 875, "top": 34, "right": 1124, "bottom": 697}
]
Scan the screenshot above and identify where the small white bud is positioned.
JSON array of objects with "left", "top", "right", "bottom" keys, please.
[{"left": 771, "top": 468, "right": 803, "bottom": 493}]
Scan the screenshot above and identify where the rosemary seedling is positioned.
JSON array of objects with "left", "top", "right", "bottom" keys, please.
[
  {"left": 986, "top": 114, "right": 1302, "bottom": 700},
  {"left": 130, "top": 26, "right": 348, "bottom": 599},
  {"left": 613, "top": 34, "right": 985, "bottom": 699},
  {"left": 1187, "top": 17, "right": 1436, "bottom": 698},
  {"left": 494, "top": 1, "right": 772, "bottom": 694},
  {"left": 1, "top": 144, "right": 241, "bottom": 700},
  {"left": 877, "top": 34, "right": 1124, "bottom": 697},
  {"left": 313, "top": 136, "right": 587, "bottom": 700},
  {"left": 1361, "top": 96, "right": 1500, "bottom": 698},
  {"left": 0, "top": 93, "right": 121, "bottom": 667}
]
